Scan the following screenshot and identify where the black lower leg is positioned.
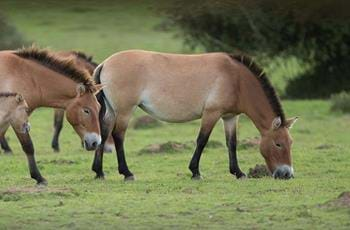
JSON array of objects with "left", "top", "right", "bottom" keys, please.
[
  {"left": 91, "top": 99, "right": 111, "bottom": 179},
  {"left": 16, "top": 132, "right": 46, "bottom": 184},
  {"left": 51, "top": 110, "right": 64, "bottom": 152},
  {"left": 0, "top": 135, "right": 12, "bottom": 153},
  {"left": 227, "top": 131, "right": 245, "bottom": 179},
  {"left": 112, "top": 130, "right": 133, "bottom": 179},
  {"left": 189, "top": 132, "right": 210, "bottom": 178}
]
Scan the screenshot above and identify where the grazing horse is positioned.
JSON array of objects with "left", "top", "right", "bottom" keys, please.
[
  {"left": 0, "top": 47, "right": 103, "bottom": 185},
  {"left": 0, "top": 51, "right": 114, "bottom": 153},
  {"left": 92, "top": 50, "right": 298, "bottom": 181},
  {"left": 0, "top": 93, "right": 30, "bottom": 135}
]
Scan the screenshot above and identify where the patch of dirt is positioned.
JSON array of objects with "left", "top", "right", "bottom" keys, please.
[
  {"left": 247, "top": 164, "right": 271, "bottom": 178},
  {"left": 239, "top": 137, "right": 260, "bottom": 150},
  {"left": 186, "top": 140, "right": 224, "bottom": 149},
  {"left": 205, "top": 140, "right": 224, "bottom": 149},
  {"left": 0, "top": 187, "right": 74, "bottom": 202},
  {"left": 132, "top": 115, "right": 162, "bottom": 129},
  {"left": 2, "top": 187, "right": 72, "bottom": 194},
  {"left": 321, "top": 192, "right": 350, "bottom": 208},
  {"left": 37, "top": 159, "right": 77, "bottom": 165},
  {"left": 139, "top": 141, "right": 191, "bottom": 154},
  {"left": 315, "top": 144, "right": 337, "bottom": 150}
]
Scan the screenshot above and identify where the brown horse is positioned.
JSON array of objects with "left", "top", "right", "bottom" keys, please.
[
  {"left": 0, "top": 51, "right": 114, "bottom": 153},
  {"left": 0, "top": 93, "right": 30, "bottom": 135},
  {"left": 51, "top": 51, "right": 114, "bottom": 153},
  {"left": 92, "top": 50, "right": 298, "bottom": 181},
  {"left": 0, "top": 47, "right": 102, "bottom": 184}
]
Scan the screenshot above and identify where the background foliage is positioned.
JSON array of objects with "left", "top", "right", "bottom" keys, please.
[{"left": 159, "top": 0, "right": 350, "bottom": 98}]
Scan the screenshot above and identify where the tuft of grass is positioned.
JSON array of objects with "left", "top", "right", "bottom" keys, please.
[{"left": 330, "top": 91, "right": 350, "bottom": 113}]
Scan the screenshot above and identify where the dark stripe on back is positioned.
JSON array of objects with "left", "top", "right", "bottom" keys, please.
[
  {"left": 0, "top": 92, "right": 18, "bottom": 97},
  {"left": 14, "top": 47, "right": 96, "bottom": 93},
  {"left": 229, "top": 54, "right": 286, "bottom": 125}
]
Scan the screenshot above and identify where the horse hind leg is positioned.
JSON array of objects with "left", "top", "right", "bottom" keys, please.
[
  {"left": 51, "top": 109, "right": 64, "bottom": 152},
  {"left": 112, "top": 110, "right": 134, "bottom": 181},
  {"left": 189, "top": 110, "right": 221, "bottom": 180},
  {"left": 0, "top": 133, "right": 12, "bottom": 154},
  {"left": 223, "top": 116, "right": 246, "bottom": 179},
  {"left": 92, "top": 100, "right": 115, "bottom": 179}
]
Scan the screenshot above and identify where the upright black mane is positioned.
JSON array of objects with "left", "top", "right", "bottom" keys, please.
[
  {"left": 14, "top": 47, "right": 96, "bottom": 93},
  {"left": 71, "top": 51, "right": 98, "bottom": 68},
  {"left": 229, "top": 54, "right": 286, "bottom": 125}
]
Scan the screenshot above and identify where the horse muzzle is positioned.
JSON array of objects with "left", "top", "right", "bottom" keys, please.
[
  {"left": 83, "top": 132, "right": 101, "bottom": 151},
  {"left": 273, "top": 165, "right": 294, "bottom": 180}
]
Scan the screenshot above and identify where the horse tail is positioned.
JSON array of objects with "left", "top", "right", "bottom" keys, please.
[{"left": 93, "top": 64, "right": 116, "bottom": 122}]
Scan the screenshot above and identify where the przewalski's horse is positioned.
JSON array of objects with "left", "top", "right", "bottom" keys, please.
[
  {"left": 51, "top": 51, "right": 114, "bottom": 153},
  {"left": 0, "top": 47, "right": 103, "bottom": 185},
  {"left": 92, "top": 50, "right": 298, "bottom": 181},
  {"left": 0, "top": 93, "right": 30, "bottom": 135},
  {"left": 0, "top": 51, "right": 115, "bottom": 153}
]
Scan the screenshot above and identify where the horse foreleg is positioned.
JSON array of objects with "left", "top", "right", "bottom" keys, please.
[
  {"left": 51, "top": 109, "right": 64, "bottom": 152},
  {"left": 14, "top": 130, "right": 47, "bottom": 185},
  {"left": 189, "top": 111, "right": 221, "bottom": 180},
  {"left": 112, "top": 111, "right": 134, "bottom": 181},
  {"left": 223, "top": 116, "right": 246, "bottom": 179}
]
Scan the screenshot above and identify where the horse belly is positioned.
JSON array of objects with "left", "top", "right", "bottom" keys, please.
[{"left": 139, "top": 91, "right": 203, "bottom": 123}]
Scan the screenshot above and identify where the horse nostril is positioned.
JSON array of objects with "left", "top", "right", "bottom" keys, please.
[{"left": 92, "top": 141, "right": 98, "bottom": 148}]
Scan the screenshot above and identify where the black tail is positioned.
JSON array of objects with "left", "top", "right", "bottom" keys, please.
[{"left": 93, "top": 64, "right": 107, "bottom": 120}]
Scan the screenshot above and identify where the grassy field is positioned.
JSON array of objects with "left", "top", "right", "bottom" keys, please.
[
  {"left": 0, "top": 101, "right": 349, "bottom": 229},
  {"left": 0, "top": 1, "right": 349, "bottom": 229}
]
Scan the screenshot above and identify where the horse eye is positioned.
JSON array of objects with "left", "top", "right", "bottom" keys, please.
[
  {"left": 83, "top": 108, "right": 90, "bottom": 115},
  {"left": 275, "top": 143, "right": 282, "bottom": 148}
]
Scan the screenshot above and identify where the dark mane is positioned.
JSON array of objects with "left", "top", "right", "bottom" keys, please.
[
  {"left": 229, "top": 54, "right": 286, "bottom": 125},
  {"left": 71, "top": 51, "right": 98, "bottom": 68},
  {"left": 14, "top": 47, "right": 96, "bottom": 93},
  {"left": 0, "top": 92, "right": 18, "bottom": 98}
]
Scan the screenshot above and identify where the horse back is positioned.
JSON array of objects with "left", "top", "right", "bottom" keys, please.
[{"left": 100, "top": 50, "right": 241, "bottom": 121}]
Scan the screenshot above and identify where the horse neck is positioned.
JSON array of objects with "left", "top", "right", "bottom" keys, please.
[
  {"left": 238, "top": 73, "right": 275, "bottom": 136},
  {"left": 0, "top": 100, "right": 11, "bottom": 125},
  {"left": 31, "top": 70, "right": 77, "bottom": 109}
]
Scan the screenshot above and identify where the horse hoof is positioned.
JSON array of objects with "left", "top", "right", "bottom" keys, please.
[
  {"left": 95, "top": 174, "right": 105, "bottom": 180},
  {"left": 36, "top": 180, "right": 48, "bottom": 187},
  {"left": 124, "top": 175, "right": 135, "bottom": 181},
  {"left": 191, "top": 175, "right": 203, "bottom": 180},
  {"left": 53, "top": 148, "right": 60, "bottom": 153},
  {"left": 237, "top": 173, "right": 247, "bottom": 180}
]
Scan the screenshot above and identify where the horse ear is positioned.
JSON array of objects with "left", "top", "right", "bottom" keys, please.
[
  {"left": 272, "top": 117, "right": 282, "bottom": 130},
  {"left": 94, "top": 84, "right": 105, "bottom": 95},
  {"left": 285, "top": 117, "right": 298, "bottom": 129},
  {"left": 76, "top": 84, "right": 86, "bottom": 97},
  {"left": 15, "top": 94, "right": 24, "bottom": 103}
]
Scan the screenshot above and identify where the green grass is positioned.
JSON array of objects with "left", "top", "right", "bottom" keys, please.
[
  {"left": 0, "top": 101, "right": 349, "bottom": 229},
  {"left": 0, "top": 1, "right": 349, "bottom": 229},
  {"left": 0, "top": 0, "right": 183, "bottom": 61}
]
